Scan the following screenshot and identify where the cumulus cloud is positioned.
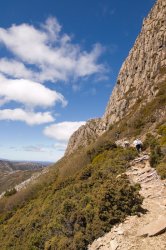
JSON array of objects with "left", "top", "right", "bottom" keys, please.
[
  {"left": 0, "top": 17, "right": 106, "bottom": 126},
  {"left": 0, "top": 109, "right": 54, "bottom": 125},
  {"left": 0, "top": 58, "right": 34, "bottom": 79},
  {"left": 0, "top": 17, "right": 105, "bottom": 82},
  {"left": 43, "top": 121, "right": 86, "bottom": 141},
  {"left": 0, "top": 74, "right": 67, "bottom": 108}
]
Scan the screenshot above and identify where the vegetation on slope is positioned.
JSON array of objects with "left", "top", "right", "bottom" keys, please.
[
  {"left": 0, "top": 146, "right": 142, "bottom": 250},
  {"left": 144, "top": 122, "right": 166, "bottom": 179},
  {"left": 0, "top": 169, "right": 41, "bottom": 194}
]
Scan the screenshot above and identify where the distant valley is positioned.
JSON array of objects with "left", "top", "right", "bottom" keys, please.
[
  {"left": 0, "top": 159, "right": 51, "bottom": 194},
  {"left": 0, "top": 159, "right": 51, "bottom": 172}
]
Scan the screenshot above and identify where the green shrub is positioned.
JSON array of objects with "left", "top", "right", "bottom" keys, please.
[
  {"left": 158, "top": 124, "right": 166, "bottom": 146},
  {"left": 158, "top": 124, "right": 166, "bottom": 136},
  {"left": 73, "top": 231, "right": 87, "bottom": 250},
  {"left": 87, "top": 140, "right": 117, "bottom": 161},
  {"left": 143, "top": 133, "right": 162, "bottom": 167},
  {"left": 156, "top": 162, "right": 166, "bottom": 179},
  {"left": 143, "top": 133, "right": 159, "bottom": 150},
  {"left": 150, "top": 146, "right": 162, "bottom": 168},
  {"left": 144, "top": 132, "right": 166, "bottom": 177}
]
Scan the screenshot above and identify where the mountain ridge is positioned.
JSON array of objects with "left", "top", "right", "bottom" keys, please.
[{"left": 65, "top": 0, "right": 166, "bottom": 156}]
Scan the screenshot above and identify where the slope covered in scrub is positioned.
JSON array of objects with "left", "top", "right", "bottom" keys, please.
[{"left": 0, "top": 144, "right": 143, "bottom": 250}]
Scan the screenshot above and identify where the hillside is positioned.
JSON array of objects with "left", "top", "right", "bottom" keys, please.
[
  {"left": 0, "top": 0, "right": 165, "bottom": 249},
  {"left": 0, "top": 146, "right": 144, "bottom": 249},
  {"left": 0, "top": 160, "right": 49, "bottom": 194},
  {"left": 0, "top": 160, "right": 48, "bottom": 172}
]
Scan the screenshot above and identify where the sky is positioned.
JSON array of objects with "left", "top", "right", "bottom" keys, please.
[{"left": 0, "top": 0, "right": 156, "bottom": 162}]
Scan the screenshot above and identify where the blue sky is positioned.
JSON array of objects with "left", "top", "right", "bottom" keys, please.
[{"left": 0, "top": 0, "right": 156, "bottom": 162}]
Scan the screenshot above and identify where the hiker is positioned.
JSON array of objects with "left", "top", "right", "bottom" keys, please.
[
  {"left": 124, "top": 140, "right": 130, "bottom": 148},
  {"left": 133, "top": 138, "right": 143, "bottom": 152},
  {"left": 115, "top": 131, "right": 120, "bottom": 140}
]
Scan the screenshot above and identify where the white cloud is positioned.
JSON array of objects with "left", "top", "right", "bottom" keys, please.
[
  {"left": 0, "top": 17, "right": 105, "bottom": 82},
  {"left": 75, "top": 44, "right": 105, "bottom": 77},
  {"left": 0, "top": 74, "right": 67, "bottom": 108},
  {"left": 0, "top": 17, "right": 107, "bottom": 127},
  {"left": 0, "top": 58, "right": 34, "bottom": 79},
  {"left": 43, "top": 121, "right": 86, "bottom": 141},
  {"left": 0, "top": 109, "right": 54, "bottom": 125},
  {"left": 42, "top": 16, "right": 62, "bottom": 41}
]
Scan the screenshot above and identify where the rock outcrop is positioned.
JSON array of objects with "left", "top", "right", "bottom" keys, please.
[
  {"left": 65, "top": 0, "right": 166, "bottom": 156},
  {"left": 103, "top": 0, "right": 166, "bottom": 126},
  {"left": 65, "top": 118, "right": 106, "bottom": 155}
]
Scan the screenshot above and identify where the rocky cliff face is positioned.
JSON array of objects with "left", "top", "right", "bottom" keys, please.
[
  {"left": 65, "top": 118, "right": 106, "bottom": 155},
  {"left": 103, "top": 0, "right": 166, "bottom": 126},
  {"left": 65, "top": 0, "right": 166, "bottom": 156}
]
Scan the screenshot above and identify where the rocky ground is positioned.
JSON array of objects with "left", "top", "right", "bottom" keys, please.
[{"left": 88, "top": 153, "right": 166, "bottom": 250}]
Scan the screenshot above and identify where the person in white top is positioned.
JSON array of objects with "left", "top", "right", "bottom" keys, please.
[{"left": 133, "top": 139, "right": 143, "bottom": 152}]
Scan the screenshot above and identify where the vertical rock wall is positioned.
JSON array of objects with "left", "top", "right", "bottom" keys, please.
[{"left": 103, "top": 0, "right": 166, "bottom": 125}]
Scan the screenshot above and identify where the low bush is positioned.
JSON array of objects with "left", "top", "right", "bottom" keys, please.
[
  {"left": 150, "top": 146, "right": 162, "bottom": 168},
  {"left": 144, "top": 130, "right": 166, "bottom": 179},
  {"left": 156, "top": 161, "right": 166, "bottom": 179},
  {"left": 143, "top": 133, "right": 159, "bottom": 150},
  {"left": 158, "top": 124, "right": 166, "bottom": 146},
  {"left": 87, "top": 140, "right": 117, "bottom": 162},
  {"left": 143, "top": 133, "right": 163, "bottom": 168}
]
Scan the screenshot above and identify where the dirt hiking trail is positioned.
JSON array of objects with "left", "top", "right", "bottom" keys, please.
[{"left": 89, "top": 153, "right": 166, "bottom": 250}]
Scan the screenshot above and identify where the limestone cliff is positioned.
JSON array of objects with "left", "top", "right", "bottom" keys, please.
[{"left": 65, "top": 0, "right": 166, "bottom": 156}]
